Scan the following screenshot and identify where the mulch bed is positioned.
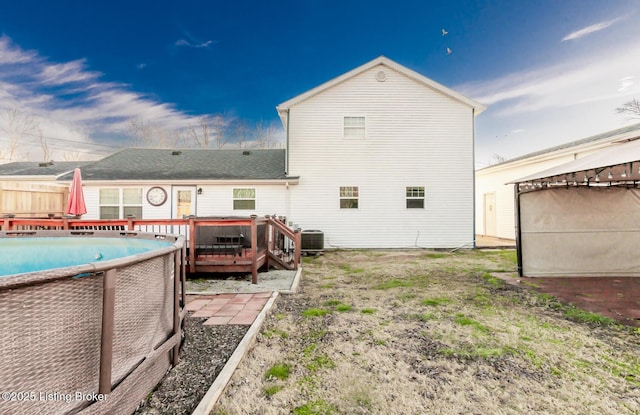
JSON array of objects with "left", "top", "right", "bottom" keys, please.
[{"left": 134, "top": 317, "right": 248, "bottom": 415}]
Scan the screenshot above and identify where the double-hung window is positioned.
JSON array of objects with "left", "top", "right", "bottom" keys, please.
[
  {"left": 406, "top": 186, "right": 425, "bottom": 209},
  {"left": 340, "top": 186, "right": 359, "bottom": 209},
  {"left": 99, "top": 188, "right": 143, "bottom": 219},
  {"left": 233, "top": 188, "right": 256, "bottom": 210},
  {"left": 344, "top": 116, "right": 365, "bottom": 139}
]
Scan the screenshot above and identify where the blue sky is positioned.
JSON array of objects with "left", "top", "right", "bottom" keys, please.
[{"left": 0, "top": 0, "right": 639, "bottom": 167}]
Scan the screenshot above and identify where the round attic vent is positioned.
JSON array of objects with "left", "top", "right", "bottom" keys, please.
[{"left": 375, "top": 71, "right": 387, "bottom": 82}]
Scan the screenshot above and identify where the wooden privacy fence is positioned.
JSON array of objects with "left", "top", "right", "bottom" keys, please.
[
  {"left": 1, "top": 215, "right": 301, "bottom": 283},
  {"left": 0, "top": 181, "right": 68, "bottom": 217}
]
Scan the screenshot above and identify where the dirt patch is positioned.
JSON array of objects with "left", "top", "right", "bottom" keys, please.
[{"left": 213, "top": 249, "right": 640, "bottom": 415}]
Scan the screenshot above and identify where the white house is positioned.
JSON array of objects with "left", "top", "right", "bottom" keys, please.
[
  {"left": 475, "top": 123, "right": 640, "bottom": 241},
  {"left": 0, "top": 57, "right": 485, "bottom": 249},
  {"left": 277, "top": 56, "right": 485, "bottom": 248}
]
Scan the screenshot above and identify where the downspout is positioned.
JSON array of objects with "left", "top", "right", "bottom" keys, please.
[
  {"left": 472, "top": 108, "right": 476, "bottom": 249},
  {"left": 285, "top": 109, "right": 290, "bottom": 175},
  {"left": 514, "top": 183, "right": 523, "bottom": 277}
]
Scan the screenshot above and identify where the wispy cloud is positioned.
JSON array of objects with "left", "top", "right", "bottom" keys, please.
[
  {"left": 458, "top": 41, "right": 640, "bottom": 117},
  {"left": 0, "top": 35, "right": 203, "bottom": 159},
  {"left": 562, "top": 17, "right": 623, "bottom": 41},
  {"left": 174, "top": 39, "right": 216, "bottom": 48}
]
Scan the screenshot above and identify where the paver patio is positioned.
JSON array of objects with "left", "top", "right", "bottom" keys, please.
[{"left": 185, "top": 293, "right": 271, "bottom": 325}]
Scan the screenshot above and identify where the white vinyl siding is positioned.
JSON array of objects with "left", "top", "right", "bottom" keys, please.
[{"left": 287, "top": 64, "right": 475, "bottom": 248}]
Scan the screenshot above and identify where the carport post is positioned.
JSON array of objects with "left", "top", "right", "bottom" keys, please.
[{"left": 514, "top": 184, "right": 523, "bottom": 277}]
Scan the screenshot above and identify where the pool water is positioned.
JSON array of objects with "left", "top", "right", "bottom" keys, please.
[{"left": 0, "top": 237, "right": 173, "bottom": 277}]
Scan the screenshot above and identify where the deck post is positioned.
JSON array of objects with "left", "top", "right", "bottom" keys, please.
[
  {"left": 264, "top": 215, "right": 270, "bottom": 271},
  {"left": 251, "top": 215, "right": 258, "bottom": 284},
  {"left": 294, "top": 228, "right": 301, "bottom": 269},
  {"left": 99, "top": 268, "right": 116, "bottom": 394},
  {"left": 188, "top": 216, "right": 196, "bottom": 273}
]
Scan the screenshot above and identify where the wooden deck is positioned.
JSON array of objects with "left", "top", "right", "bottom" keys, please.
[{"left": 1, "top": 215, "right": 301, "bottom": 284}]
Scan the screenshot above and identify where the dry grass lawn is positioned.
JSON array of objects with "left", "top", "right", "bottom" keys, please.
[{"left": 212, "top": 250, "right": 640, "bottom": 415}]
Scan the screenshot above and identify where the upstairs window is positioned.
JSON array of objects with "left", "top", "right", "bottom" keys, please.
[
  {"left": 344, "top": 116, "right": 365, "bottom": 139},
  {"left": 406, "top": 186, "right": 425, "bottom": 209},
  {"left": 340, "top": 186, "right": 359, "bottom": 209},
  {"left": 233, "top": 188, "right": 256, "bottom": 210}
]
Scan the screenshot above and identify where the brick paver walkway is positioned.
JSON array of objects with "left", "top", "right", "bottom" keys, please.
[{"left": 185, "top": 292, "right": 272, "bottom": 325}]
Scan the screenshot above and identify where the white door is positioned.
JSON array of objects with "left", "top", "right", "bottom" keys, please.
[
  {"left": 483, "top": 193, "right": 497, "bottom": 236},
  {"left": 172, "top": 186, "right": 197, "bottom": 219}
]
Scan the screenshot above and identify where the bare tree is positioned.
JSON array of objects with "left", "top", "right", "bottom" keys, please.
[
  {"left": 0, "top": 107, "right": 39, "bottom": 162},
  {"left": 489, "top": 154, "right": 506, "bottom": 165},
  {"left": 253, "top": 119, "right": 278, "bottom": 149},
  {"left": 38, "top": 127, "right": 53, "bottom": 161},
  {"left": 616, "top": 99, "right": 640, "bottom": 120},
  {"left": 128, "top": 118, "right": 183, "bottom": 148},
  {"left": 233, "top": 120, "right": 251, "bottom": 148}
]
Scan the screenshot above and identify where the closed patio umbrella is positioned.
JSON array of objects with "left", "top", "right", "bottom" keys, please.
[{"left": 66, "top": 168, "right": 87, "bottom": 217}]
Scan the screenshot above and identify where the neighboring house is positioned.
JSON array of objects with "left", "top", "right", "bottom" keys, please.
[
  {"left": 475, "top": 123, "right": 640, "bottom": 241},
  {"left": 0, "top": 56, "right": 485, "bottom": 248},
  {"left": 511, "top": 137, "right": 640, "bottom": 277},
  {"left": 0, "top": 161, "right": 86, "bottom": 217},
  {"left": 55, "top": 149, "right": 297, "bottom": 221},
  {"left": 277, "top": 56, "right": 485, "bottom": 248}
]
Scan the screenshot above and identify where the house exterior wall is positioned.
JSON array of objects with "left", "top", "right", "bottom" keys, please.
[
  {"left": 81, "top": 183, "right": 289, "bottom": 220},
  {"left": 286, "top": 64, "right": 475, "bottom": 248},
  {"left": 474, "top": 146, "right": 609, "bottom": 240}
]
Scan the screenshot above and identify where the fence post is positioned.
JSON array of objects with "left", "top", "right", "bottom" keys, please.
[{"left": 99, "top": 269, "right": 117, "bottom": 394}]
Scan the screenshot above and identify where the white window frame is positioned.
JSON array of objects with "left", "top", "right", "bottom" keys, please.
[
  {"left": 99, "top": 187, "right": 143, "bottom": 219},
  {"left": 233, "top": 188, "right": 256, "bottom": 210},
  {"left": 406, "top": 186, "right": 425, "bottom": 209},
  {"left": 343, "top": 116, "right": 366, "bottom": 139},
  {"left": 339, "top": 186, "right": 359, "bottom": 209}
]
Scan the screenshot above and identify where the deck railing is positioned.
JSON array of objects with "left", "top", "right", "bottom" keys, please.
[{"left": 1, "top": 215, "right": 300, "bottom": 283}]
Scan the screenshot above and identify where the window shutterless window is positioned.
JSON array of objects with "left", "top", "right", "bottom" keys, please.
[
  {"left": 340, "top": 186, "right": 359, "bottom": 209},
  {"left": 99, "top": 188, "right": 143, "bottom": 219},
  {"left": 343, "top": 116, "right": 365, "bottom": 139},
  {"left": 406, "top": 186, "right": 425, "bottom": 209},
  {"left": 233, "top": 188, "right": 256, "bottom": 210}
]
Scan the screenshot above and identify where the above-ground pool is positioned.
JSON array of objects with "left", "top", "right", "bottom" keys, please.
[
  {"left": 0, "top": 230, "right": 186, "bottom": 415},
  {"left": 0, "top": 236, "right": 174, "bottom": 276}
]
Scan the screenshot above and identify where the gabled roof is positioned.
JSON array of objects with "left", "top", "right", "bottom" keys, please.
[
  {"left": 56, "top": 148, "right": 290, "bottom": 181},
  {"left": 0, "top": 161, "right": 88, "bottom": 177},
  {"left": 479, "top": 122, "right": 640, "bottom": 172},
  {"left": 276, "top": 56, "right": 486, "bottom": 127}
]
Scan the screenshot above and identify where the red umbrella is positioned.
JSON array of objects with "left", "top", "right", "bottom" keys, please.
[{"left": 66, "top": 168, "right": 87, "bottom": 217}]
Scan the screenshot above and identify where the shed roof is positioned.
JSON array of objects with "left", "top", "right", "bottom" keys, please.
[
  {"left": 275, "top": 56, "right": 486, "bottom": 128},
  {"left": 56, "top": 148, "right": 289, "bottom": 181}
]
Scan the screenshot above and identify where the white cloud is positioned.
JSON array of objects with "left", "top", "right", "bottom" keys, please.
[
  {"left": 562, "top": 17, "right": 623, "bottom": 41},
  {"left": 459, "top": 42, "right": 640, "bottom": 117},
  {"left": 174, "top": 39, "right": 215, "bottom": 48},
  {"left": 0, "top": 35, "right": 37, "bottom": 64},
  {"left": 0, "top": 35, "right": 205, "bottom": 160}
]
